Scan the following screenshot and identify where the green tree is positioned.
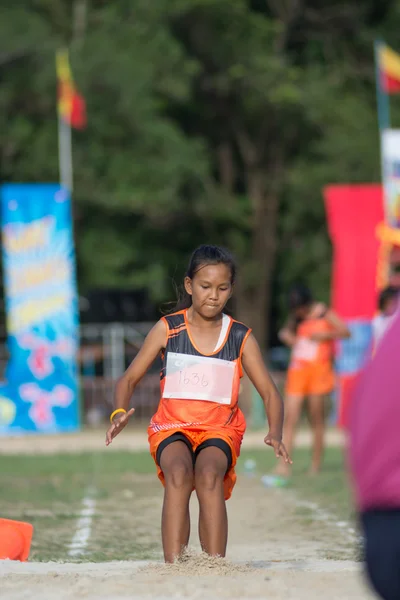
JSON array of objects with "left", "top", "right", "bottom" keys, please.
[
  {"left": 162, "top": 0, "right": 388, "bottom": 342},
  {"left": 1, "top": 0, "right": 399, "bottom": 346}
]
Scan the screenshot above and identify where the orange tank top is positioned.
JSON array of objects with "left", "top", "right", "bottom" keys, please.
[
  {"left": 291, "top": 317, "right": 333, "bottom": 365},
  {"left": 150, "top": 310, "right": 251, "bottom": 432}
]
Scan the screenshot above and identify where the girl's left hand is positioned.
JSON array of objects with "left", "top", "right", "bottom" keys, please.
[{"left": 264, "top": 433, "right": 292, "bottom": 464}]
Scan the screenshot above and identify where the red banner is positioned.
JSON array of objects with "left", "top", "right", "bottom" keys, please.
[
  {"left": 324, "top": 185, "right": 384, "bottom": 319},
  {"left": 324, "top": 185, "right": 385, "bottom": 427}
]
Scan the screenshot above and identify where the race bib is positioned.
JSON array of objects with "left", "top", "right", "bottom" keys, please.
[
  {"left": 292, "top": 338, "right": 318, "bottom": 362},
  {"left": 162, "top": 352, "right": 235, "bottom": 405}
]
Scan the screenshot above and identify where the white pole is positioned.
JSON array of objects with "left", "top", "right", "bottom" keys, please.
[
  {"left": 58, "top": 110, "right": 73, "bottom": 192},
  {"left": 109, "top": 323, "right": 125, "bottom": 380}
]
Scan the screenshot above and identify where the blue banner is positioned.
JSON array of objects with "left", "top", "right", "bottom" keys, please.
[
  {"left": 335, "top": 320, "right": 373, "bottom": 375},
  {"left": 0, "top": 184, "right": 80, "bottom": 434}
]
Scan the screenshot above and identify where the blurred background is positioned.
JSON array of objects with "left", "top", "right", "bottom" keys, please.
[{"left": 1, "top": 0, "right": 400, "bottom": 433}]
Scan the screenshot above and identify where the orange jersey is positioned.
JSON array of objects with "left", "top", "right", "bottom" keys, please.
[
  {"left": 149, "top": 310, "right": 251, "bottom": 435},
  {"left": 290, "top": 317, "right": 333, "bottom": 367},
  {"left": 286, "top": 312, "right": 335, "bottom": 397},
  {"left": 285, "top": 361, "right": 335, "bottom": 396},
  {"left": 148, "top": 310, "right": 252, "bottom": 500}
]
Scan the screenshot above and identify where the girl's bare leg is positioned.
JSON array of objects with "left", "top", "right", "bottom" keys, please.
[
  {"left": 307, "top": 394, "right": 325, "bottom": 474},
  {"left": 160, "top": 441, "right": 194, "bottom": 562},
  {"left": 274, "top": 395, "right": 304, "bottom": 477},
  {"left": 195, "top": 446, "right": 228, "bottom": 556}
]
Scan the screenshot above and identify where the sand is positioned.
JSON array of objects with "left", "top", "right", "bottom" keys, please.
[
  {"left": 0, "top": 462, "right": 374, "bottom": 600},
  {"left": 0, "top": 558, "right": 373, "bottom": 600}
]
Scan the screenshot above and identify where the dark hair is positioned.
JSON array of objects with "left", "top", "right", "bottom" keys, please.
[
  {"left": 378, "top": 286, "right": 398, "bottom": 311},
  {"left": 288, "top": 283, "right": 313, "bottom": 312},
  {"left": 173, "top": 245, "right": 237, "bottom": 312}
]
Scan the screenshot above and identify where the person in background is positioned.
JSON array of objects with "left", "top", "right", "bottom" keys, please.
[
  {"left": 276, "top": 284, "right": 350, "bottom": 478},
  {"left": 371, "top": 286, "right": 399, "bottom": 352},
  {"left": 348, "top": 312, "right": 400, "bottom": 600}
]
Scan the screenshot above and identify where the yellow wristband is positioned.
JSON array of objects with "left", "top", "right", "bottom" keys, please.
[{"left": 110, "top": 408, "right": 127, "bottom": 423}]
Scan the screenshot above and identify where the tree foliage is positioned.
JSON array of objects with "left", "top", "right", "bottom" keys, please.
[{"left": 1, "top": 0, "right": 399, "bottom": 346}]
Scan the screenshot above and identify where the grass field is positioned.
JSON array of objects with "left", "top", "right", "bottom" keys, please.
[{"left": 0, "top": 446, "right": 355, "bottom": 563}]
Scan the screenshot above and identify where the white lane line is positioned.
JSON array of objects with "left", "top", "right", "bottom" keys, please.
[
  {"left": 68, "top": 491, "right": 96, "bottom": 557},
  {"left": 295, "top": 499, "right": 361, "bottom": 543}
]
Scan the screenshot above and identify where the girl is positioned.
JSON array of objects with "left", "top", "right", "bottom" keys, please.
[
  {"left": 105, "top": 245, "right": 291, "bottom": 563},
  {"left": 277, "top": 284, "right": 350, "bottom": 478}
]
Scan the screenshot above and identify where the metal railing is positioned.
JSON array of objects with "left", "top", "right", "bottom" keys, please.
[
  {"left": 0, "top": 321, "right": 370, "bottom": 428},
  {"left": 78, "top": 322, "right": 159, "bottom": 424}
]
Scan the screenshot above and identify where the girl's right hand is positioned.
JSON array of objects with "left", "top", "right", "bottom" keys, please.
[{"left": 105, "top": 408, "right": 135, "bottom": 446}]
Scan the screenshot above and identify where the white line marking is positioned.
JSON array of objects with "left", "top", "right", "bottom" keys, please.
[
  {"left": 68, "top": 491, "right": 96, "bottom": 557},
  {"left": 294, "top": 499, "right": 361, "bottom": 544}
]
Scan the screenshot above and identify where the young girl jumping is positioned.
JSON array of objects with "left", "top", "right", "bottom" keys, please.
[
  {"left": 105, "top": 245, "right": 291, "bottom": 562},
  {"left": 277, "top": 284, "right": 350, "bottom": 478}
]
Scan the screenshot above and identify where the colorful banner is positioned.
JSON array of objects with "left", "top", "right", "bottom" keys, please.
[
  {"left": 324, "top": 185, "right": 384, "bottom": 426},
  {"left": 382, "top": 129, "right": 400, "bottom": 229},
  {"left": 324, "top": 185, "right": 384, "bottom": 319},
  {"left": 378, "top": 44, "right": 400, "bottom": 94},
  {"left": 0, "top": 184, "right": 80, "bottom": 434}
]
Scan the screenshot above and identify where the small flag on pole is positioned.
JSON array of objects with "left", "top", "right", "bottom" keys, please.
[
  {"left": 56, "top": 48, "right": 86, "bottom": 192},
  {"left": 378, "top": 44, "right": 400, "bottom": 95},
  {"left": 56, "top": 49, "right": 86, "bottom": 129}
]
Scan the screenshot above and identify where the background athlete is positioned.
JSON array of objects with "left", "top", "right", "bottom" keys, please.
[{"left": 278, "top": 284, "right": 350, "bottom": 478}]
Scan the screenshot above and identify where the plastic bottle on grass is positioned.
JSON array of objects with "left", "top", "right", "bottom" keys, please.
[{"left": 261, "top": 474, "right": 289, "bottom": 488}]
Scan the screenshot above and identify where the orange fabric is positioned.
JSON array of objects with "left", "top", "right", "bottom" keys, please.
[
  {"left": 148, "top": 427, "right": 243, "bottom": 500},
  {"left": 157, "top": 315, "right": 247, "bottom": 419},
  {"left": 56, "top": 49, "right": 86, "bottom": 129},
  {"left": 161, "top": 310, "right": 251, "bottom": 380},
  {"left": 285, "top": 361, "right": 335, "bottom": 397},
  {"left": 0, "top": 518, "right": 33, "bottom": 561},
  {"left": 149, "top": 310, "right": 251, "bottom": 500},
  {"left": 157, "top": 360, "right": 242, "bottom": 421},
  {"left": 294, "top": 318, "right": 334, "bottom": 363},
  {"left": 287, "top": 315, "right": 335, "bottom": 396}
]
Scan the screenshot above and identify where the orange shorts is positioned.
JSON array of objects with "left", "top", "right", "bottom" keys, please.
[
  {"left": 285, "top": 361, "right": 335, "bottom": 397},
  {"left": 148, "top": 428, "right": 240, "bottom": 500}
]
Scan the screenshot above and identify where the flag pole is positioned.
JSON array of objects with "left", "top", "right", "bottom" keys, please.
[
  {"left": 374, "top": 39, "right": 391, "bottom": 290},
  {"left": 57, "top": 109, "right": 73, "bottom": 193},
  {"left": 374, "top": 39, "right": 390, "bottom": 132},
  {"left": 56, "top": 49, "right": 74, "bottom": 193}
]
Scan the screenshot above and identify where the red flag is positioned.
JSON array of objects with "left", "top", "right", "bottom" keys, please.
[
  {"left": 379, "top": 45, "right": 400, "bottom": 95},
  {"left": 56, "top": 50, "right": 86, "bottom": 129}
]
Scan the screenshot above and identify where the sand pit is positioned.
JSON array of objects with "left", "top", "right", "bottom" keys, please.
[
  {"left": 1, "top": 471, "right": 373, "bottom": 600},
  {"left": 0, "top": 558, "right": 373, "bottom": 600},
  {"left": 138, "top": 548, "right": 255, "bottom": 576}
]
